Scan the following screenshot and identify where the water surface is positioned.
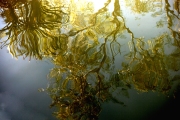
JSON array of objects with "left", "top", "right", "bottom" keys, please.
[{"left": 0, "top": 0, "right": 180, "bottom": 119}]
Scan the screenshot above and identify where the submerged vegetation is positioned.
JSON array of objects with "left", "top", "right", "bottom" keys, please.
[{"left": 0, "top": 0, "right": 180, "bottom": 119}]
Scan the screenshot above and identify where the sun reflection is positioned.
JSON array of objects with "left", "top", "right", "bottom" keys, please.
[
  {"left": 86, "top": 0, "right": 109, "bottom": 12},
  {"left": 1, "top": 0, "right": 180, "bottom": 119},
  {"left": 46, "top": 0, "right": 62, "bottom": 7},
  {"left": 70, "top": 0, "right": 114, "bottom": 12}
]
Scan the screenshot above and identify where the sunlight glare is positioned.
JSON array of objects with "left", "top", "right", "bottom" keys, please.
[
  {"left": 73, "top": 0, "right": 112, "bottom": 12},
  {"left": 88, "top": 0, "right": 107, "bottom": 12}
]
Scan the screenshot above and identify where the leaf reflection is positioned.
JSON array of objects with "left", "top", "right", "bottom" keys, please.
[{"left": 0, "top": 0, "right": 180, "bottom": 120}]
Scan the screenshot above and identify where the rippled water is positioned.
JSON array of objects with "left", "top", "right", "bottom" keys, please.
[{"left": 0, "top": 0, "right": 180, "bottom": 119}]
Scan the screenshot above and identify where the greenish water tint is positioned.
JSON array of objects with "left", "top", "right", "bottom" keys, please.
[{"left": 0, "top": 0, "right": 180, "bottom": 119}]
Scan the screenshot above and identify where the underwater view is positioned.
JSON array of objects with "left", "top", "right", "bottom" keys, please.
[{"left": 0, "top": 0, "right": 180, "bottom": 119}]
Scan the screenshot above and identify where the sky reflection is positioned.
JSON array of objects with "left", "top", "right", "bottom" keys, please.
[{"left": 0, "top": 0, "right": 180, "bottom": 120}]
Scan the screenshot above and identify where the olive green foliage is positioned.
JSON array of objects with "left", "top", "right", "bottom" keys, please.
[
  {"left": 125, "top": 0, "right": 162, "bottom": 14},
  {"left": 0, "top": 0, "right": 68, "bottom": 59},
  {"left": 120, "top": 34, "right": 172, "bottom": 92},
  {"left": 1, "top": 0, "right": 180, "bottom": 120},
  {"left": 47, "top": 0, "right": 128, "bottom": 119}
]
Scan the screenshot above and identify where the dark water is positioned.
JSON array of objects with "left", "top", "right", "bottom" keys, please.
[
  {"left": 0, "top": 48, "right": 57, "bottom": 120},
  {"left": 0, "top": 0, "right": 180, "bottom": 120}
]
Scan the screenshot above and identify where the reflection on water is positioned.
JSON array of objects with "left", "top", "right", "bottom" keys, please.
[{"left": 0, "top": 0, "right": 180, "bottom": 119}]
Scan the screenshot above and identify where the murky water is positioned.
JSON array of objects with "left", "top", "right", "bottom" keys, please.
[{"left": 0, "top": 0, "right": 180, "bottom": 119}]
